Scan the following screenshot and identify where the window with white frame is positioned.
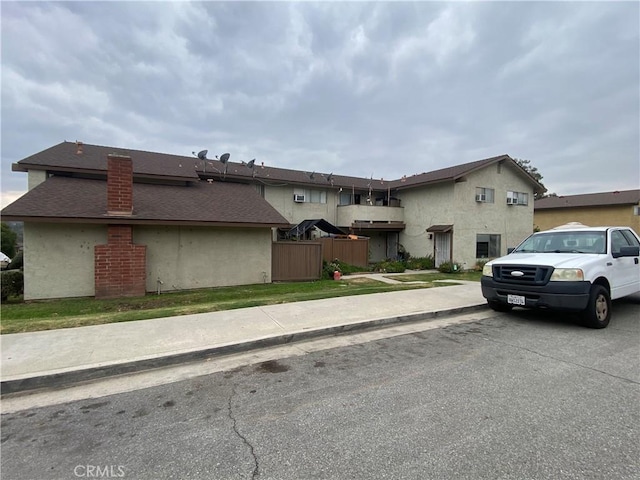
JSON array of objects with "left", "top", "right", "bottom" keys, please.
[
  {"left": 507, "top": 191, "right": 528, "bottom": 205},
  {"left": 476, "top": 234, "right": 501, "bottom": 258},
  {"left": 293, "top": 188, "right": 327, "bottom": 204},
  {"left": 475, "top": 187, "right": 495, "bottom": 203}
]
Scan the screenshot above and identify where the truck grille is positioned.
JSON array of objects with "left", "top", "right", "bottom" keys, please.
[{"left": 493, "top": 265, "right": 553, "bottom": 285}]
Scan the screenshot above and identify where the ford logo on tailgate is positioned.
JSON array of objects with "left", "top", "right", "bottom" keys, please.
[{"left": 510, "top": 271, "right": 525, "bottom": 277}]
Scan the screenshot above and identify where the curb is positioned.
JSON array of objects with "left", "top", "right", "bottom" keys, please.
[{"left": 0, "top": 303, "right": 487, "bottom": 395}]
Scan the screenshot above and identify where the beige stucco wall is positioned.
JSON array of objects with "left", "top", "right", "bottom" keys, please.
[
  {"left": 264, "top": 184, "right": 339, "bottom": 225},
  {"left": 395, "top": 162, "right": 535, "bottom": 268},
  {"left": 534, "top": 205, "right": 640, "bottom": 232},
  {"left": 396, "top": 182, "right": 453, "bottom": 260},
  {"left": 23, "top": 223, "right": 105, "bottom": 300},
  {"left": 135, "top": 226, "right": 273, "bottom": 292},
  {"left": 22, "top": 223, "right": 274, "bottom": 299},
  {"left": 452, "top": 163, "right": 535, "bottom": 267},
  {"left": 28, "top": 170, "right": 48, "bottom": 191}
]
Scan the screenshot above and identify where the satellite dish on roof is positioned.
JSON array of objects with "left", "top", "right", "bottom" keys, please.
[
  {"left": 197, "top": 150, "right": 208, "bottom": 160},
  {"left": 326, "top": 173, "right": 333, "bottom": 183},
  {"left": 246, "top": 159, "right": 255, "bottom": 169},
  {"left": 219, "top": 153, "right": 230, "bottom": 164}
]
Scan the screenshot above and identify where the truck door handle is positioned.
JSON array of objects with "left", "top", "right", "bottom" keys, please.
[{"left": 635, "top": 258, "right": 639, "bottom": 265}]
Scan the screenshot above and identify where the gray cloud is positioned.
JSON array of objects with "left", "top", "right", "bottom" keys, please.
[{"left": 2, "top": 1, "right": 638, "bottom": 207}]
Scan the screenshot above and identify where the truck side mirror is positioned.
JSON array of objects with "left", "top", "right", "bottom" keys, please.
[{"left": 612, "top": 245, "right": 640, "bottom": 258}]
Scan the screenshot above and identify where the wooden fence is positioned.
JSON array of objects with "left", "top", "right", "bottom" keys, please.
[
  {"left": 272, "top": 237, "right": 369, "bottom": 281},
  {"left": 272, "top": 242, "right": 322, "bottom": 281},
  {"left": 318, "top": 237, "right": 369, "bottom": 267}
]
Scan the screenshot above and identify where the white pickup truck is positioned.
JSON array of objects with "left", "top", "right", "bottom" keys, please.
[{"left": 481, "top": 222, "right": 640, "bottom": 328}]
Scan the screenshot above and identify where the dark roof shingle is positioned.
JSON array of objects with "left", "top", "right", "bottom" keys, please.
[
  {"left": 535, "top": 190, "right": 640, "bottom": 209},
  {"left": 1, "top": 176, "right": 289, "bottom": 226}
]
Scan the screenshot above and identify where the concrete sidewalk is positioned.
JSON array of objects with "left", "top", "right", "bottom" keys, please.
[{"left": 1, "top": 282, "right": 486, "bottom": 394}]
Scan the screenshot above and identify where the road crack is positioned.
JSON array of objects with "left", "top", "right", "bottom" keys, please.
[{"left": 228, "top": 387, "right": 259, "bottom": 479}]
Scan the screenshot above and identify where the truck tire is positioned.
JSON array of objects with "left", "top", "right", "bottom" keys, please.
[
  {"left": 581, "top": 284, "right": 611, "bottom": 329},
  {"left": 488, "top": 300, "right": 512, "bottom": 312}
]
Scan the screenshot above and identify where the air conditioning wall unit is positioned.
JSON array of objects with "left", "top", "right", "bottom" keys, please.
[
  {"left": 476, "top": 194, "right": 486, "bottom": 202},
  {"left": 293, "top": 194, "right": 305, "bottom": 203},
  {"left": 506, "top": 197, "right": 516, "bottom": 205}
]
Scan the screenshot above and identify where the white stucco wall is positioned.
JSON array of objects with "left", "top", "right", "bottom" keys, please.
[
  {"left": 23, "top": 223, "right": 105, "bottom": 300},
  {"left": 135, "top": 226, "right": 273, "bottom": 293}
]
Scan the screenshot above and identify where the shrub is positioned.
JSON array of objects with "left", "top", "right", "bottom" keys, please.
[
  {"left": 373, "top": 260, "right": 406, "bottom": 273},
  {"left": 437, "top": 261, "right": 463, "bottom": 273},
  {"left": 322, "top": 259, "right": 365, "bottom": 279},
  {"left": 7, "top": 251, "right": 23, "bottom": 270},
  {"left": 406, "top": 255, "right": 435, "bottom": 270},
  {"left": 1, "top": 269, "right": 24, "bottom": 301},
  {"left": 474, "top": 259, "right": 489, "bottom": 272}
]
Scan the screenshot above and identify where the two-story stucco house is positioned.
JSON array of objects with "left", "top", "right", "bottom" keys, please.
[{"left": 1, "top": 141, "right": 544, "bottom": 300}]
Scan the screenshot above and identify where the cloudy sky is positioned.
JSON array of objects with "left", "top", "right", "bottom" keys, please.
[{"left": 2, "top": 1, "right": 638, "bottom": 208}]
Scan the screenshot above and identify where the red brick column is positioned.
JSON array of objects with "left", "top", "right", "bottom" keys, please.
[
  {"left": 95, "top": 225, "right": 146, "bottom": 299},
  {"left": 107, "top": 154, "right": 133, "bottom": 215}
]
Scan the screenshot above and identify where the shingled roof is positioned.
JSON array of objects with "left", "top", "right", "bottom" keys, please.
[
  {"left": 535, "top": 189, "right": 640, "bottom": 209},
  {"left": 13, "top": 141, "right": 200, "bottom": 182},
  {"left": 11, "top": 141, "right": 544, "bottom": 193},
  {"left": 1, "top": 176, "right": 289, "bottom": 227},
  {"left": 392, "top": 154, "right": 545, "bottom": 194}
]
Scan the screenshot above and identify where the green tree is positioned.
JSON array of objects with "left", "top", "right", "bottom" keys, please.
[
  {"left": 514, "top": 158, "right": 554, "bottom": 200},
  {"left": 1, "top": 223, "right": 17, "bottom": 259}
]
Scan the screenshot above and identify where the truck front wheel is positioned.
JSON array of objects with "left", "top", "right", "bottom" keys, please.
[{"left": 581, "top": 285, "right": 611, "bottom": 329}]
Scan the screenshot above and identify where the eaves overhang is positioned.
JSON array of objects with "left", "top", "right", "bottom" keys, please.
[{"left": 0, "top": 214, "right": 289, "bottom": 229}]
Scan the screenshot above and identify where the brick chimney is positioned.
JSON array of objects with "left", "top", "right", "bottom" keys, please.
[
  {"left": 96, "top": 153, "right": 146, "bottom": 299},
  {"left": 107, "top": 154, "right": 133, "bottom": 216}
]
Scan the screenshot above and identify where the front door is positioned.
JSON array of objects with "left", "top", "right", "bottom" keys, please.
[{"left": 434, "top": 232, "right": 451, "bottom": 267}]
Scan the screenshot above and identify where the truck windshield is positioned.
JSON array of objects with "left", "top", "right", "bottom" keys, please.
[{"left": 514, "top": 231, "right": 606, "bottom": 254}]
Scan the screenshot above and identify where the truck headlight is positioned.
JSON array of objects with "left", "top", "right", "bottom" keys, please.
[
  {"left": 482, "top": 264, "right": 493, "bottom": 277},
  {"left": 550, "top": 268, "right": 584, "bottom": 281}
]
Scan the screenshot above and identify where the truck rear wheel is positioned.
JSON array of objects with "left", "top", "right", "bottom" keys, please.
[{"left": 581, "top": 285, "right": 611, "bottom": 329}]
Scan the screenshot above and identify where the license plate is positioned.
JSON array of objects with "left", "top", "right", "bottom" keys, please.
[{"left": 507, "top": 294, "right": 526, "bottom": 306}]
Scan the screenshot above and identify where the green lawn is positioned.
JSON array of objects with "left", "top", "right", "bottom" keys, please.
[{"left": 0, "top": 272, "right": 481, "bottom": 334}]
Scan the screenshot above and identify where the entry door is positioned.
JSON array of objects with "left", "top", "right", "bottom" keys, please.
[{"left": 434, "top": 232, "right": 451, "bottom": 267}]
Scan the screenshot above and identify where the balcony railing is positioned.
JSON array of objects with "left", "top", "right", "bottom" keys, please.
[{"left": 337, "top": 204, "right": 405, "bottom": 230}]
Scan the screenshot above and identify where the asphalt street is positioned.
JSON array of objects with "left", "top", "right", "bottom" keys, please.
[{"left": 1, "top": 297, "right": 639, "bottom": 480}]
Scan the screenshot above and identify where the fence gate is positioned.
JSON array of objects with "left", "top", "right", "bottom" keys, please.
[{"left": 272, "top": 242, "right": 322, "bottom": 281}]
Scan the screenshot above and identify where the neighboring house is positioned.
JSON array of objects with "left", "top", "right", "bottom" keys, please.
[
  {"left": 1, "top": 141, "right": 544, "bottom": 299},
  {"left": 534, "top": 190, "right": 640, "bottom": 232}
]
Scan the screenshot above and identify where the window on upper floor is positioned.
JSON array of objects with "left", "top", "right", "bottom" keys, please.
[
  {"left": 475, "top": 187, "right": 495, "bottom": 203},
  {"left": 293, "top": 188, "right": 327, "bottom": 204},
  {"left": 339, "top": 192, "right": 363, "bottom": 205},
  {"left": 476, "top": 234, "right": 501, "bottom": 258},
  {"left": 507, "top": 191, "right": 528, "bottom": 205}
]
